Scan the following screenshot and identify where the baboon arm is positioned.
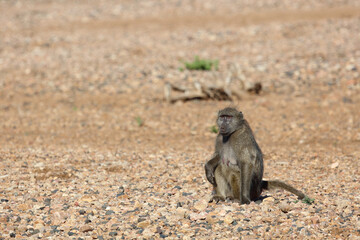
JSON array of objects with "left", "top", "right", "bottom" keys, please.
[{"left": 205, "top": 153, "right": 220, "bottom": 185}]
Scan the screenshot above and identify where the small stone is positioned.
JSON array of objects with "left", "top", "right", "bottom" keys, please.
[
  {"left": 79, "top": 210, "right": 86, "bottom": 215},
  {"left": 0, "top": 216, "right": 8, "bottom": 223},
  {"left": 224, "top": 215, "right": 234, "bottom": 225},
  {"left": 189, "top": 212, "right": 207, "bottom": 221},
  {"left": 262, "top": 217, "right": 273, "bottom": 223},
  {"left": 10, "top": 232, "right": 16, "bottom": 238},
  {"left": 105, "top": 210, "right": 115, "bottom": 215},
  {"left": 237, "top": 227, "right": 245, "bottom": 232},
  {"left": 206, "top": 214, "right": 216, "bottom": 224},
  {"left": 336, "top": 199, "right": 350, "bottom": 210},
  {"left": 311, "top": 216, "right": 320, "bottom": 224},
  {"left": 109, "top": 232, "right": 118, "bottom": 237},
  {"left": 345, "top": 64, "right": 357, "bottom": 71},
  {"left": 176, "top": 207, "right": 187, "bottom": 219},
  {"left": 142, "top": 228, "right": 155, "bottom": 237},
  {"left": 18, "top": 224, "right": 27, "bottom": 233},
  {"left": 262, "top": 197, "right": 275, "bottom": 204},
  {"left": 29, "top": 229, "right": 40, "bottom": 236},
  {"left": 110, "top": 224, "right": 120, "bottom": 231},
  {"left": 194, "top": 200, "right": 208, "bottom": 212},
  {"left": 44, "top": 198, "right": 51, "bottom": 206},
  {"left": 137, "top": 220, "right": 150, "bottom": 229},
  {"left": 218, "top": 209, "right": 227, "bottom": 217},
  {"left": 116, "top": 192, "right": 124, "bottom": 197},
  {"left": 34, "top": 223, "right": 44, "bottom": 230},
  {"left": 80, "top": 225, "right": 93, "bottom": 233},
  {"left": 279, "top": 203, "right": 292, "bottom": 213},
  {"left": 342, "top": 97, "right": 353, "bottom": 103},
  {"left": 330, "top": 162, "right": 339, "bottom": 168},
  {"left": 182, "top": 192, "right": 192, "bottom": 196},
  {"left": 18, "top": 203, "right": 30, "bottom": 211},
  {"left": 68, "top": 231, "right": 76, "bottom": 236}
]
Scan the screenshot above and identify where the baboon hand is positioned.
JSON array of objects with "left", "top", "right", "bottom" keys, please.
[
  {"left": 205, "top": 165, "right": 216, "bottom": 185},
  {"left": 207, "top": 172, "right": 215, "bottom": 185}
]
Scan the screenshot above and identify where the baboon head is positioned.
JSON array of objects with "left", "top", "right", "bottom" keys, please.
[{"left": 217, "top": 107, "right": 244, "bottom": 136}]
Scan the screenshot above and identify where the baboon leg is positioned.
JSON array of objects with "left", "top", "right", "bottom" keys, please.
[
  {"left": 210, "top": 165, "right": 231, "bottom": 203},
  {"left": 250, "top": 175, "right": 263, "bottom": 201},
  {"left": 230, "top": 172, "right": 241, "bottom": 202},
  {"left": 240, "top": 162, "right": 252, "bottom": 204}
]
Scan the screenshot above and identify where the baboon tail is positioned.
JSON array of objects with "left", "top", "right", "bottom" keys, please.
[{"left": 261, "top": 180, "right": 306, "bottom": 199}]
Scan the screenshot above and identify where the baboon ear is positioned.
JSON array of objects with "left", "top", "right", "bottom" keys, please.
[{"left": 239, "top": 111, "right": 244, "bottom": 118}]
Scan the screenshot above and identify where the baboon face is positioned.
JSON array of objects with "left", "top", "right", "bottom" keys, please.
[{"left": 217, "top": 108, "right": 243, "bottom": 136}]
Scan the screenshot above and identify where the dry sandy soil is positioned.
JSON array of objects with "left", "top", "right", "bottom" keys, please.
[{"left": 0, "top": 0, "right": 360, "bottom": 239}]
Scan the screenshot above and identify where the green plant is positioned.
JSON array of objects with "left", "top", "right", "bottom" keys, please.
[
  {"left": 183, "top": 56, "right": 219, "bottom": 71},
  {"left": 210, "top": 125, "right": 218, "bottom": 134},
  {"left": 302, "top": 196, "right": 315, "bottom": 205},
  {"left": 293, "top": 196, "right": 315, "bottom": 205},
  {"left": 135, "top": 116, "right": 144, "bottom": 127}
]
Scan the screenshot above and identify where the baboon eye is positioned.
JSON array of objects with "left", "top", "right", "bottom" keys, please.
[{"left": 221, "top": 115, "right": 233, "bottom": 121}]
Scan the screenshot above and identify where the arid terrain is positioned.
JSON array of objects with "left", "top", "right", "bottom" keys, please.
[{"left": 0, "top": 0, "right": 359, "bottom": 239}]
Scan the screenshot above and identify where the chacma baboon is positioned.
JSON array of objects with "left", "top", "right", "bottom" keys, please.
[{"left": 205, "top": 107, "right": 306, "bottom": 204}]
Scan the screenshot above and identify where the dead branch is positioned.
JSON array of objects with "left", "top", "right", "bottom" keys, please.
[{"left": 164, "top": 64, "right": 262, "bottom": 103}]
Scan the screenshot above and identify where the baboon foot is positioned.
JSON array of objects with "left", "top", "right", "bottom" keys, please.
[
  {"left": 225, "top": 197, "right": 241, "bottom": 204},
  {"left": 209, "top": 195, "right": 225, "bottom": 203},
  {"left": 241, "top": 196, "right": 251, "bottom": 205}
]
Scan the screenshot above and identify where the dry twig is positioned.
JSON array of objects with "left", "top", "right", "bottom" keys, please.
[{"left": 164, "top": 64, "right": 262, "bottom": 103}]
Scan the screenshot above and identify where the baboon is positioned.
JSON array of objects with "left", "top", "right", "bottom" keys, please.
[{"left": 205, "top": 107, "right": 306, "bottom": 204}]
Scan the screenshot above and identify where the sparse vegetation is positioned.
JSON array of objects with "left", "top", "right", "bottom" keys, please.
[
  {"left": 135, "top": 116, "right": 144, "bottom": 127},
  {"left": 302, "top": 196, "right": 315, "bottom": 205},
  {"left": 183, "top": 56, "right": 219, "bottom": 71},
  {"left": 210, "top": 125, "right": 218, "bottom": 134}
]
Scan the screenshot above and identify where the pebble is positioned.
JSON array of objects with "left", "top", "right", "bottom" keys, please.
[
  {"left": 224, "top": 215, "right": 234, "bottom": 225},
  {"left": 137, "top": 220, "right": 150, "bottom": 229},
  {"left": 105, "top": 210, "right": 115, "bottom": 215},
  {"left": 18, "top": 204, "right": 30, "bottom": 211},
  {"left": 279, "top": 203, "right": 292, "bottom": 213},
  {"left": 262, "top": 197, "right": 275, "bottom": 204},
  {"left": 189, "top": 212, "right": 207, "bottom": 221},
  {"left": 206, "top": 214, "right": 217, "bottom": 224},
  {"left": 330, "top": 162, "right": 339, "bottom": 168},
  {"left": 194, "top": 200, "right": 208, "bottom": 212},
  {"left": 80, "top": 225, "right": 93, "bottom": 233},
  {"left": 176, "top": 207, "right": 188, "bottom": 219}
]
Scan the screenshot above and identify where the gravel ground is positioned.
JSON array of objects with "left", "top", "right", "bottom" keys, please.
[{"left": 0, "top": 0, "right": 360, "bottom": 239}]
